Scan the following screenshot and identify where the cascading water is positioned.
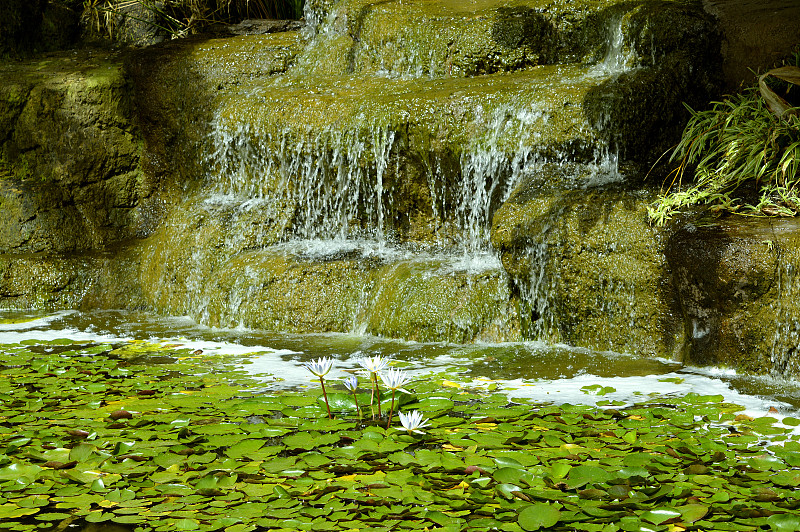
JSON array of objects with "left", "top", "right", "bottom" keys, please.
[
  {"left": 590, "top": 14, "right": 637, "bottom": 77},
  {"left": 130, "top": 0, "right": 721, "bottom": 351},
  {"left": 772, "top": 261, "right": 800, "bottom": 374},
  {"left": 206, "top": 75, "right": 574, "bottom": 257}
]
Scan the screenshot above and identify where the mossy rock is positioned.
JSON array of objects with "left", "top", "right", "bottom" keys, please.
[
  {"left": 125, "top": 32, "right": 303, "bottom": 186},
  {"left": 492, "top": 172, "right": 683, "bottom": 359},
  {"left": 0, "top": 50, "right": 145, "bottom": 252},
  {"left": 666, "top": 217, "right": 800, "bottom": 376}
]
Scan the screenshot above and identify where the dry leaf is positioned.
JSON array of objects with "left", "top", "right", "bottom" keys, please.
[{"left": 759, "top": 66, "right": 800, "bottom": 119}]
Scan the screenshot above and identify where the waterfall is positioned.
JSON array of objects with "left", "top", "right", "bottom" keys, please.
[
  {"left": 208, "top": 122, "right": 397, "bottom": 242},
  {"left": 207, "top": 92, "right": 555, "bottom": 255},
  {"left": 590, "top": 14, "right": 637, "bottom": 77},
  {"left": 772, "top": 260, "right": 800, "bottom": 374}
]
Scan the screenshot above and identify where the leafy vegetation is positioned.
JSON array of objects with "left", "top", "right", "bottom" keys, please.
[
  {"left": 81, "top": 0, "right": 304, "bottom": 40},
  {"left": 648, "top": 59, "right": 800, "bottom": 226},
  {"left": 2, "top": 338, "right": 800, "bottom": 531}
]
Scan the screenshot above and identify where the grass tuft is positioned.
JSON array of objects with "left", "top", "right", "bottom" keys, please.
[
  {"left": 649, "top": 53, "right": 800, "bottom": 226},
  {"left": 81, "top": 0, "right": 304, "bottom": 41}
]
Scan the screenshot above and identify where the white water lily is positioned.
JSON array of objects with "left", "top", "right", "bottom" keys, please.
[
  {"left": 342, "top": 374, "right": 362, "bottom": 418},
  {"left": 381, "top": 367, "right": 410, "bottom": 428},
  {"left": 398, "top": 410, "right": 431, "bottom": 434},
  {"left": 303, "top": 357, "right": 333, "bottom": 419},
  {"left": 342, "top": 374, "right": 358, "bottom": 391},
  {"left": 303, "top": 357, "right": 333, "bottom": 377},
  {"left": 358, "top": 356, "right": 389, "bottom": 374},
  {"left": 380, "top": 367, "right": 409, "bottom": 390},
  {"left": 359, "top": 356, "right": 389, "bottom": 419}
]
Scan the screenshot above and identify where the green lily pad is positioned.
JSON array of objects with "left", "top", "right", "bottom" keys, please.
[{"left": 518, "top": 502, "right": 561, "bottom": 531}]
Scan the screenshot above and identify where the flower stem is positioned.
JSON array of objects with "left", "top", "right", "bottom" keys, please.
[
  {"left": 319, "top": 377, "right": 332, "bottom": 419},
  {"left": 386, "top": 389, "right": 396, "bottom": 430},
  {"left": 373, "top": 373, "right": 382, "bottom": 419},
  {"left": 352, "top": 391, "right": 362, "bottom": 419},
  {"left": 369, "top": 373, "right": 376, "bottom": 419}
]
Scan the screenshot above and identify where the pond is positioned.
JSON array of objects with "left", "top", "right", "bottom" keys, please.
[
  {"left": 3, "top": 309, "right": 799, "bottom": 418},
  {"left": 4, "top": 309, "right": 800, "bottom": 532}
]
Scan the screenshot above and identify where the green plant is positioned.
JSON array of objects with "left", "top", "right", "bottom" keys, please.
[
  {"left": 80, "top": 0, "right": 304, "bottom": 42},
  {"left": 648, "top": 58, "right": 800, "bottom": 226},
  {"left": 4, "top": 336, "right": 800, "bottom": 532}
]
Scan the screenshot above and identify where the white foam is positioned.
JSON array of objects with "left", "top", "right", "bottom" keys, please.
[{"left": 0, "top": 310, "right": 77, "bottom": 331}]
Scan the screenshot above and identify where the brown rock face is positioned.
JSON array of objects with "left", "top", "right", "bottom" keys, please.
[
  {"left": 704, "top": 0, "right": 800, "bottom": 91},
  {"left": 666, "top": 217, "right": 800, "bottom": 376}
]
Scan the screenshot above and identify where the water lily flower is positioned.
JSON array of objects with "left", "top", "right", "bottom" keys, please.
[
  {"left": 358, "top": 356, "right": 389, "bottom": 419},
  {"left": 398, "top": 410, "right": 431, "bottom": 435},
  {"left": 303, "top": 357, "right": 333, "bottom": 419},
  {"left": 342, "top": 374, "right": 362, "bottom": 418},
  {"left": 342, "top": 374, "right": 358, "bottom": 391},
  {"left": 303, "top": 357, "right": 333, "bottom": 377},
  {"left": 380, "top": 367, "right": 410, "bottom": 428},
  {"left": 379, "top": 367, "right": 409, "bottom": 390},
  {"left": 358, "top": 356, "right": 389, "bottom": 374}
]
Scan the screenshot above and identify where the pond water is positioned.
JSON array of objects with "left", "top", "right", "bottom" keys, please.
[{"left": 3, "top": 309, "right": 799, "bottom": 421}]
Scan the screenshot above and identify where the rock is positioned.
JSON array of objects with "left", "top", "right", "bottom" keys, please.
[
  {"left": 492, "top": 169, "right": 684, "bottom": 359},
  {"left": 666, "top": 217, "right": 800, "bottom": 377},
  {"left": 133, "top": 195, "right": 519, "bottom": 343},
  {"left": 704, "top": 0, "right": 800, "bottom": 91},
  {"left": 2, "top": 0, "right": 795, "bottom": 377},
  {"left": 0, "top": 50, "right": 144, "bottom": 253}
]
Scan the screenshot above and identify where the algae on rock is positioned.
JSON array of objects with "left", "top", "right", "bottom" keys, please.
[
  {"left": 492, "top": 172, "right": 684, "bottom": 359},
  {"left": 9, "top": 0, "right": 796, "bottom": 378},
  {"left": 0, "top": 51, "right": 144, "bottom": 253},
  {"left": 666, "top": 218, "right": 800, "bottom": 377}
]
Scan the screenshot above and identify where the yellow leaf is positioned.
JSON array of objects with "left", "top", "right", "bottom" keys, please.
[
  {"left": 766, "top": 65, "right": 800, "bottom": 86},
  {"left": 475, "top": 423, "right": 497, "bottom": 431},
  {"left": 760, "top": 68, "right": 800, "bottom": 119},
  {"left": 442, "top": 380, "right": 462, "bottom": 389},
  {"left": 442, "top": 444, "right": 464, "bottom": 452}
]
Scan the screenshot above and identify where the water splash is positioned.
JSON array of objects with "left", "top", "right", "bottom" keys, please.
[
  {"left": 208, "top": 99, "right": 554, "bottom": 253},
  {"left": 590, "top": 14, "right": 637, "bottom": 77}
]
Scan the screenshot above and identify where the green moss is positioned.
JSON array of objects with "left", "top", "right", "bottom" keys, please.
[
  {"left": 363, "top": 260, "right": 520, "bottom": 343},
  {"left": 493, "top": 179, "right": 683, "bottom": 358},
  {"left": 308, "top": 0, "right": 648, "bottom": 77}
]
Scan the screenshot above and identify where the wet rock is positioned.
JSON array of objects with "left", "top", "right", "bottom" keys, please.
[
  {"left": 125, "top": 32, "right": 303, "bottom": 186},
  {"left": 0, "top": 51, "right": 144, "bottom": 253},
  {"left": 135, "top": 196, "right": 519, "bottom": 342},
  {"left": 0, "top": 255, "right": 98, "bottom": 309},
  {"left": 582, "top": 0, "right": 722, "bottom": 162},
  {"left": 666, "top": 217, "right": 800, "bottom": 376},
  {"left": 492, "top": 171, "right": 684, "bottom": 359},
  {"left": 306, "top": 0, "right": 623, "bottom": 77},
  {"left": 2, "top": 0, "right": 792, "bottom": 374},
  {"left": 704, "top": 0, "right": 800, "bottom": 91}
]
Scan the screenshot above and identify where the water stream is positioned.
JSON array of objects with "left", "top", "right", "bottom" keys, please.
[{"left": 4, "top": 310, "right": 799, "bottom": 420}]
